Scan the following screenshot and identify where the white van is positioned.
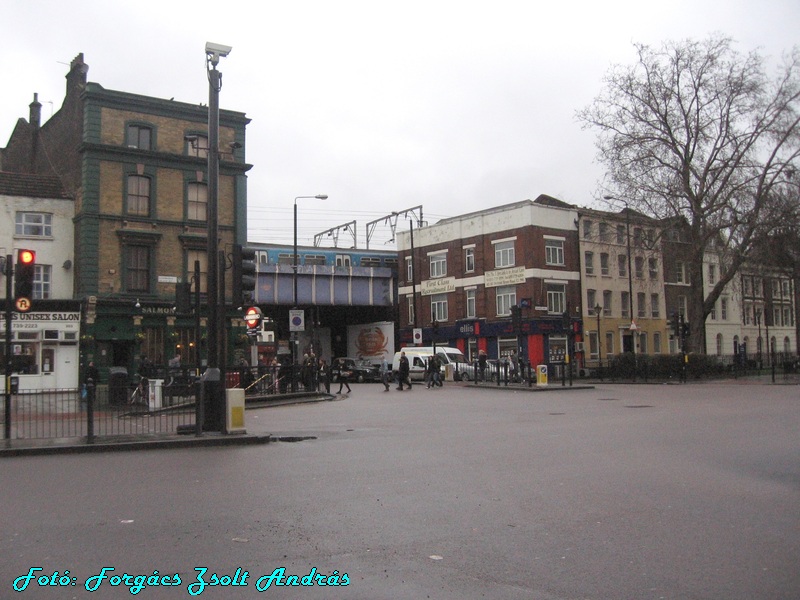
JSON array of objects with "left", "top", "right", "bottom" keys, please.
[{"left": 392, "top": 346, "right": 467, "bottom": 382}]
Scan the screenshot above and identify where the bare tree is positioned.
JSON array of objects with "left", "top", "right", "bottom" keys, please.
[{"left": 578, "top": 35, "right": 800, "bottom": 353}]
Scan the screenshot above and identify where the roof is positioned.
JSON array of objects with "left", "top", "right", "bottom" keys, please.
[{"left": 0, "top": 171, "right": 71, "bottom": 199}]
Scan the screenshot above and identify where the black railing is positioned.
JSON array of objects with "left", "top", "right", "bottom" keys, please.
[{"left": 1, "top": 384, "right": 196, "bottom": 441}]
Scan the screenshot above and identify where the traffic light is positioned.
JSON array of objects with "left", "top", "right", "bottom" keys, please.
[
  {"left": 232, "top": 245, "right": 257, "bottom": 307},
  {"left": 510, "top": 305, "right": 522, "bottom": 330},
  {"left": 175, "top": 282, "right": 192, "bottom": 314},
  {"left": 670, "top": 312, "right": 680, "bottom": 339},
  {"left": 14, "top": 249, "right": 36, "bottom": 310}
]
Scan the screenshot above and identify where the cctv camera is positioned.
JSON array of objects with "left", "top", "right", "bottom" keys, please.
[{"left": 205, "top": 42, "right": 232, "bottom": 58}]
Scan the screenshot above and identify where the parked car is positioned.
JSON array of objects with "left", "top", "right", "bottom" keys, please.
[{"left": 331, "top": 358, "right": 381, "bottom": 383}]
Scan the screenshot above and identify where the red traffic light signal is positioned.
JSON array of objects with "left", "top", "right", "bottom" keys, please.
[{"left": 14, "top": 249, "right": 36, "bottom": 311}]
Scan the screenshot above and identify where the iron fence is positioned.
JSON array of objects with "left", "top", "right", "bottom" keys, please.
[{"left": 1, "top": 383, "right": 196, "bottom": 441}]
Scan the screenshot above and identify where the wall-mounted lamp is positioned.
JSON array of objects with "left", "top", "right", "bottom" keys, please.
[{"left": 135, "top": 299, "right": 141, "bottom": 309}]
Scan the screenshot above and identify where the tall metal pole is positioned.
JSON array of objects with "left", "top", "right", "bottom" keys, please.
[
  {"left": 292, "top": 200, "right": 298, "bottom": 392},
  {"left": 203, "top": 45, "right": 228, "bottom": 431},
  {"left": 409, "top": 220, "right": 419, "bottom": 326},
  {"left": 4, "top": 254, "right": 12, "bottom": 439},
  {"left": 625, "top": 207, "right": 636, "bottom": 378}
]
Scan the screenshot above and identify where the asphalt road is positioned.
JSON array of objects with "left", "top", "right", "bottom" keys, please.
[{"left": 1, "top": 381, "right": 798, "bottom": 599}]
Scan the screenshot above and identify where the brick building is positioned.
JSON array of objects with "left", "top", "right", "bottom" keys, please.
[
  {"left": 395, "top": 196, "right": 582, "bottom": 372},
  {"left": 1, "top": 53, "right": 251, "bottom": 380}
]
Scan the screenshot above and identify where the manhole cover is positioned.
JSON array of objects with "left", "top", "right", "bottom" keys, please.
[
  {"left": 624, "top": 405, "right": 653, "bottom": 409},
  {"left": 548, "top": 412, "right": 566, "bottom": 416}
]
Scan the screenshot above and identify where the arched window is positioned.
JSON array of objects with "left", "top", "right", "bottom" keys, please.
[{"left": 716, "top": 333, "right": 723, "bottom": 356}]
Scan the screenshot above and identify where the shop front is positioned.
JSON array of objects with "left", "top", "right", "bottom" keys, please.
[{"left": 0, "top": 302, "right": 82, "bottom": 391}]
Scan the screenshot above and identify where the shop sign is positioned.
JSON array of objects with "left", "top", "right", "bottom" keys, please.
[
  {"left": 421, "top": 277, "right": 456, "bottom": 296},
  {"left": 484, "top": 266, "right": 526, "bottom": 288}
]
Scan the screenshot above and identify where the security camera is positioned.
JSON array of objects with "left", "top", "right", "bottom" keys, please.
[{"left": 205, "top": 42, "right": 232, "bottom": 59}]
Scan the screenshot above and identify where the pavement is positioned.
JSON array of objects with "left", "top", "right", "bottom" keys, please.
[{"left": 2, "top": 373, "right": 791, "bottom": 457}]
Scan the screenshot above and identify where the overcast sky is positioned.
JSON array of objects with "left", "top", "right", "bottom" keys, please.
[{"left": 2, "top": 0, "right": 798, "bottom": 248}]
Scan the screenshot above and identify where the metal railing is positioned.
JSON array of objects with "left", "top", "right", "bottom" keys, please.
[{"left": 1, "top": 383, "right": 196, "bottom": 441}]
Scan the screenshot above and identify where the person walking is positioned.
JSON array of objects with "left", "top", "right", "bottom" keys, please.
[
  {"left": 397, "top": 351, "right": 412, "bottom": 391},
  {"left": 478, "top": 350, "right": 487, "bottom": 382},
  {"left": 335, "top": 358, "right": 352, "bottom": 394},
  {"left": 318, "top": 358, "right": 331, "bottom": 394},
  {"left": 380, "top": 356, "right": 391, "bottom": 391}
]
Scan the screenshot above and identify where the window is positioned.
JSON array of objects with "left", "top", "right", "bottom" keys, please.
[
  {"left": 710, "top": 303, "right": 717, "bottom": 320},
  {"left": 716, "top": 333, "right": 723, "bottom": 356},
  {"left": 545, "top": 239, "right": 564, "bottom": 266},
  {"left": 708, "top": 263, "right": 716, "bottom": 284},
  {"left": 358, "top": 256, "right": 379, "bottom": 267},
  {"left": 618, "top": 254, "right": 627, "bottom": 277},
  {"left": 675, "top": 261, "right": 686, "bottom": 284},
  {"left": 773, "top": 308, "right": 782, "bottom": 327},
  {"left": 126, "top": 124, "right": 152, "bottom": 150},
  {"left": 187, "top": 182, "right": 208, "bottom": 221},
  {"left": 653, "top": 332, "right": 662, "bottom": 354},
  {"left": 616, "top": 224, "right": 625, "bottom": 245},
  {"left": 635, "top": 256, "right": 644, "bottom": 278},
  {"left": 720, "top": 298, "right": 728, "bottom": 321},
  {"left": 430, "top": 293, "right": 448, "bottom": 322},
  {"left": 783, "top": 280, "right": 790, "bottom": 297},
  {"left": 15, "top": 212, "right": 52, "bottom": 237},
  {"left": 430, "top": 253, "right": 447, "bottom": 278},
  {"left": 639, "top": 332, "right": 648, "bottom": 354},
  {"left": 621, "top": 291, "right": 630, "bottom": 318},
  {"left": 465, "top": 289, "right": 476, "bottom": 318},
  {"left": 605, "top": 331, "right": 614, "bottom": 356},
  {"left": 588, "top": 331, "right": 599, "bottom": 359},
  {"left": 336, "top": 254, "right": 351, "bottom": 267},
  {"left": 185, "top": 134, "right": 209, "bottom": 158},
  {"left": 496, "top": 285, "right": 516, "bottom": 316},
  {"left": 494, "top": 240, "right": 515, "bottom": 268},
  {"left": 649, "top": 257, "right": 658, "bottom": 279},
  {"left": 406, "top": 257, "right": 413, "bottom": 282},
  {"left": 651, "top": 294, "right": 660, "bottom": 318},
  {"left": 126, "top": 245, "right": 150, "bottom": 292},
  {"left": 603, "top": 290, "right": 612, "bottom": 317},
  {"left": 600, "top": 253, "right": 609, "bottom": 276},
  {"left": 637, "top": 292, "right": 646, "bottom": 318},
  {"left": 408, "top": 296, "right": 415, "bottom": 325},
  {"left": 743, "top": 277, "right": 752, "bottom": 296},
  {"left": 583, "top": 220, "right": 593, "bottom": 239},
  {"left": 585, "top": 251, "right": 594, "bottom": 275},
  {"left": 277, "top": 253, "right": 295, "bottom": 265},
  {"left": 784, "top": 307, "right": 792, "bottom": 327},
  {"left": 743, "top": 303, "right": 752, "bottom": 325},
  {"left": 633, "top": 227, "right": 643, "bottom": 245},
  {"left": 678, "top": 295, "right": 687, "bottom": 317},
  {"left": 586, "top": 289, "right": 596, "bottom": 311},
  {"left": 598, "top": 222, "right": 609, "bottom": 242},
  {"left": 546, "top": 283, "right": 565, "bottom": 314},
  {"left": 33, "top": 265, "right": 51, "bottom": 299},
  {"left": 186, "top": 250, "right": 208, "bottom": 293},
  {"left": 127, "top": 175, "right": 151, "bottom": 216},
  {"left": 464, "top": 247, "right": 475, "bottom": 272}
]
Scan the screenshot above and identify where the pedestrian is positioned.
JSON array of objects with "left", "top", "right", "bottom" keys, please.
[
  {"left": 85, "top": 361, "right": 99, "bottom": 385},
  {"left": 509, "top": 351, "right": 518, "bottom": 382},
  {"left": 380, "top": 356, "right": 391, "bottom": 391},
  {"left": 318, "top": 358, "right": 331, "bottom": 394},
  {"left": 335, "top": 358, "right": 352, "bottom": 394},
  {"left": 432, "top": 354, "right": 443, "bottom": 387},
  {"left": 478, "top": 350, "right": 487, "bottom": 381},
  {"left": 397, "top": 351, "right": 412, "bottom": 390}
]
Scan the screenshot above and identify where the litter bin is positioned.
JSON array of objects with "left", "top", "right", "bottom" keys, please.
[
  {"left": 10, "top": 375, "right": 19, "bottom": 394},
  {"left": 148, "top": 379, "right": 164, "bottom": 410},
  {"left": 108, "top": 367, "right": 129, "bottom": 405},
  {"left": 225, "top": 388, "right": 246, "bottom": 434},
  {"left": 536, "top": 364, "right": 548, "bottom": 387}
]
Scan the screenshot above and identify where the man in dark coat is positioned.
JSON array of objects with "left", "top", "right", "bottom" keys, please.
[{"left": 397, "top": 351, "right": 412, "bottom": 391}]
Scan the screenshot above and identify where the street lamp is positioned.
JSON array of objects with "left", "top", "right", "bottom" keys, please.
[
  {"left": 604, "top": 196, "right": 636, "bottom": 377},
  {"left": 203, "top": 41, "right": 231, "bottom": 431},
  {"left": 595, "top": 302, "right": 603, "bottom": 380},
  {"left": 292, "top": 194, "right": 327, "bottom": 391}
]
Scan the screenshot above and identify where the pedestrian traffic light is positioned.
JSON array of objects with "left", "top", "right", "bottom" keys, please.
[
  {"left": 232, "top": 244, "right": 257, "bottom": 307},
  {"left": 175, "top": 281, "right": 192, "bottom": 314},
  {"left": 14, "top": 249, "right": 36, "bottom": 310},
  {"left": 510, "top": 305, "right": 522, "bottom": 330},
  {"left": 670, "top": 312, "right": 680, "bottom": 339}
]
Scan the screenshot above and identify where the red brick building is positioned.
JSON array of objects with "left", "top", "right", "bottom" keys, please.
[{"left": 396, "top": 196, "right": 582, "bottom": 372}]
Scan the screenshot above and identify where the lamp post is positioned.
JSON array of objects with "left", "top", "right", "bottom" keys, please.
[
  {"left": 292, "top": 194, "right": 327, "bottom": 391},
  {"left": 203, "top": 41, "right": 231, "bottom": 431},
  {"left": 605, "top": 196, "right": 636, "bottom": 378},
  {"left": 595, "top": 302, "right": 603, "bottom": 380}
]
